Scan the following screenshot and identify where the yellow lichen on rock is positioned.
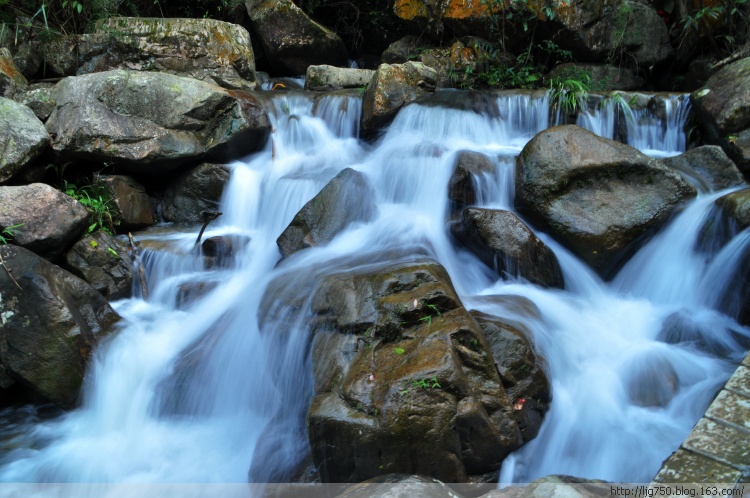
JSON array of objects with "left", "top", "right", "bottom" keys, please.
[{"left": 393, "top": 0, "right": 429, "bottom": 20}]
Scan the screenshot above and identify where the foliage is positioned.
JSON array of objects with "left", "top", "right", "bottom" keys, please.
[
  {"left": 297, "top": 0, "right": 407, "bottom": 56},
  {"left": 0, "top": 224, "right": 22, "bottom": 245},
  {"left": 549, "top": 69, "right": 590, "bottom": 115},
  {"left": 677, "top": 0, "right": 750, "bottom": 58},
  {"left": 62, "top": 179, "right": 120, "bottom": 235},
  {"left": 0, "top": 0, "right": 246, "bottom": 42}
]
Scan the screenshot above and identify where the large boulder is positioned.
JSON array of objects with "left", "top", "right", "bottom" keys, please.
[
  {"left": 245, "top": 0, "right": 348, "bottom": 76},
  {"left": 361, "top": 62, "right": 438, "bottom": 138},
  {"left": 68, "top": 18, "right": 258, "bottom": 90},
  {"left": 97, "top": 175, "right": 154, "bottom": 229},
  {"left": 161, "top": 163, "right": 230, "bottom": 224},
  {"left": 45, "top": 70, "right": 270, "bottom": 174},
  {"left": 515, "top": 125, "right": 696, "bottom": 278},
  {"left": 305, "top": 65, "right": 375, "bottom": 91},
  {"left": 307, "top": 258, "right": 523, "bottom": 483},
  {"left": 0, "top": 48, "right": 28, "bottom": 98},
  {"left": 0, "top": 97, "right": 50, "bottom": 184},
  {"left": 0, "top": 244, "right": 120, "bottom": 408},
  {"left": 691, "top": 57, "right": 750, "bottom": 177},
  {"left": 0, "top": 183, "right": 89, "bottom": 259},
  {"left": 277, "top": 168, "right": 377, "bottom": 258},
  {"left": 662, "top": 146, "right": 746, "bottom": 192},
  {"left": 64, "top": 231, "right": 133, "bottom": 300},
  {"left": 451, "top": 208, "right": 564, "bottom": 288},
  {"left": 547, "top": 0, "right": 672, "bottom": 69}
]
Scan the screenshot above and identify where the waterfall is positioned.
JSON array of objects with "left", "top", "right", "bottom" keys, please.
[
  {"left": 0, "top": 89, "right": 746, "bottom": 491},
  {"left": 577, "top": 94, "right": 691, "bottom": 158}
]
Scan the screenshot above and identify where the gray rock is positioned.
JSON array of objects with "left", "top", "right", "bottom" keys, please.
[
  {"left": 0, "top": 244, "right": 120, "bottom": 408},
  {"left": 451, "top": 208, "right": 564, "bottom": 288},
  {"left": 0, "top": 183, "right": 89, "bottom": 259},
  {"left": 65, "top": 231, "right": 133, "bottom": 300},
  {"left": 66, "top": 17, "right": 258, "bottom": 90},
  {"left": 692, "top": 57, "right": 750, "bottom": 176},
  {"left": 162, "top": 163, "right": 230, "bottom": 224},
  {"left": 0, "top": 97, "right": 50, "bottom": 184},
  {"left": 662, "top": 146, "right": 746, "bottom": 191},
  {"left": 716, "top": 188, "right": 750, "bottom": 231},
  {"left": 245, "top": 0, "right": 348, "bottom": 76},
  {"left": 277, "top": 168, "right": 377, "bottom": 258},
  {"left": 448, "top": 151, "right": 496, "bottom": 214},
  {"left": 361, "top": 62, "right": 438, "bottom": 138},
  {"left": 16, "top": 85, "right": 57, "bottom": 121},
  {"left": 97, "top": 175, "right": 154, "bottom": 229},
  {"left": 515, "top": 125, "right": 696, "bottom": 278},
  {"left": 305, "top": 65, "right": 374, "bottom": 91},
  {"left": 45, "top": 70, "right": 270, "bottom": 174}
]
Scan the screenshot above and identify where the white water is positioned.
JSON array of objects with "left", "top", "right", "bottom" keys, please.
[
  {"left": 0, "top": 91, "right": 747, "bottom": 490},
  {"left": 577, "top": 94, "right": 691, "bottom": 157}
]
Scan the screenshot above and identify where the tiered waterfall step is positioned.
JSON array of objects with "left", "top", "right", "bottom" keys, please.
[{"left": 653, "top": 352, "right": 750, "bottom": 485}]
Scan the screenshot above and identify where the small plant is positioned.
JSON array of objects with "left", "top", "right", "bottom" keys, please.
[
  {"left": 549, "top": 70, "right": 590, "bottom": 115},
  {"left": 0, "top": 224, "right": 23, "bottom": 245},
  {"left": 412, "top": 376, "right": 441, "bottom": 389},
  {"left": 418, "top": 303, "right": 442, "bottom": 327},
  {"left": 63, "top": 180, "right": 120, "bottom": 235}
]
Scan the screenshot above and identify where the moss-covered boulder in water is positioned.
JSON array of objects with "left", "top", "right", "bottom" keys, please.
[
  {"left": 451, "top": 208, "right": 564, "bottom": 288},
  {"left": 277, "top": 168, "right": 377, "bottom": 258},
  {"left": 307, "top": 258, "right": 523, "bottom": 482},
  {"left": 516, "top": 125, "right": 695, "bottom": 278}
]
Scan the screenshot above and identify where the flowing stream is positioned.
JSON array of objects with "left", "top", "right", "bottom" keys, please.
[{"left": 0, "top": 90, "right": 748, "bottom": 491}]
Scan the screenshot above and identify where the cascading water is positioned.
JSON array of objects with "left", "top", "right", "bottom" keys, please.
[
  {"left": 0, "top": 89, "right": 747, "bottom": 492},
  {"left": 577, "top": 94, "right": 691, "bottom": 157}
]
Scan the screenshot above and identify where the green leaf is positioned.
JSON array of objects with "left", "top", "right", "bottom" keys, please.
[
  {"left": 393, "top": 347, "right": 405, "bottom": 355},
  {"left": 107, "top": 247, "right": 118, "bottom": 258},
  {"left": 88, "top": 223, "right": 97, "bottom": 233},
  {"left": 90, "top": 240, "right": 98, "bottom": 248}
]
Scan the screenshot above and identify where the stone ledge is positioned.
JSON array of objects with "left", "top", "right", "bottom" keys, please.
[
  {"left": 725, "top": 365, "right": 750, "bottom": 399},
  {"left": 653, "top": 449, "right": 743, "bottom": 484},
  {"left": 683, "top": 418, "right": 750, "bottom": 473},
  {"left": 705, "top": 390, "right": 750, "bottom": 434}
]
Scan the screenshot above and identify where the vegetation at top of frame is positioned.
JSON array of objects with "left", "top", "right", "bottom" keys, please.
[
  {"left": 0, "top": 0, "right": 247, "bottom": 40},
  {"left": 674, "top": 0, "right": 750, "bottom": 59},
  {"left": 296, "top": 0, "right": 411, "bottom": 57}
]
